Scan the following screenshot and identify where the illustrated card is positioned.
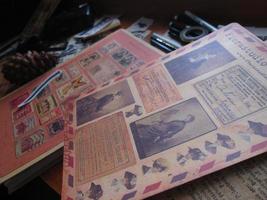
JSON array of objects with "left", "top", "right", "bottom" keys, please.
[
  {"left": 164, "top": 41, "right": 236, "bottom": 85},
  {"left": 76, "top": 80, "right": 135, "bottom": 126},
  {"left": 130, "top": 98, "right": 217, "bottom": 159},
  {"left": 35, "top": 95, "right": 57, "bottom": 117}
]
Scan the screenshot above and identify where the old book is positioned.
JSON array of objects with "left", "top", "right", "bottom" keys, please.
[
  {"left": 0, "top": 29, "right": 163, "bottom": 183},
  {"left": 61, "top": 23, "right": 267, "bottom": 200}
]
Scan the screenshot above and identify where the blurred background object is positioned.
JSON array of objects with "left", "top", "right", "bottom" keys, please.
[{"left": 0, "top": 0, "right": 104, "bottom": 94}]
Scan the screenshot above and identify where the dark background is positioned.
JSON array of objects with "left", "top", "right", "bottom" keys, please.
[
  {"left": 0, "top": 0, "right": 40, "bottom": 43},
  {"left": 0, "top": 177, "right": 59, "bottom": 200},
  {"left": 1, "top": 0, "right": 267, "bottom": 44}
]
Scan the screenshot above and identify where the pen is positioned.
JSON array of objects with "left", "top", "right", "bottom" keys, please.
[
  {"left": 150, "top": 38, "right": 173, "bottom": 53},
  {"left": 151, "top": 33, "right": 182, "bottom": 49},
  {"left": 184, "top": 11, "right": 217, "bottom": 32}
]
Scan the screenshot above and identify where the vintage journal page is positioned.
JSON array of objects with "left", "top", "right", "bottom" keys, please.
[
  {"left": 0, "top": 29, "right": 163, "bottom": 183},
  {"left": 62, "top": 23, "right": 267, "bottom": 200}
]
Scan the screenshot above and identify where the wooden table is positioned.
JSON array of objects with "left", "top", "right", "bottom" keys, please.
[{"left": 41, "top": 163, "right": 63, "bottom": 194}]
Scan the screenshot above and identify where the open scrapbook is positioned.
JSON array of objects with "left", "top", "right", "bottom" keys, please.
[
  {"left": 0, "top": 29, "right": 162, "bottom": 183},
  {"left": 61, "top": 23, "right": 267, "bottom": 200}
]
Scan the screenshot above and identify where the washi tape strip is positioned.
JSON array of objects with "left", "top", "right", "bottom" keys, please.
[{"left": 18, "top": 70, "right": 63, "bottom": 108}]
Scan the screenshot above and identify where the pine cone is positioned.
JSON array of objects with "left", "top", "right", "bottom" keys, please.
[{"left": 1, "top": 51, "right": 57, "bottom": 86}]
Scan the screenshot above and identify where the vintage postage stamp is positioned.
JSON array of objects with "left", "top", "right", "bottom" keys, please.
[
  {"left": 79, "top": 52, "right": 101, "bottom": 68},
  {"left": 47, "top": 117, "right": 65, "bottom": 136},
  {"left": 13, "top": 116, "right": 36, "bottom": 138},
  {"left": 35, "top": 95, "right": 58, "bottom": 117},
  {"left": 57, "top": 75, "right": 95, "bottom": 100},
  {"left": 15, "top": 129, "right": 45, "bottom": 157}
]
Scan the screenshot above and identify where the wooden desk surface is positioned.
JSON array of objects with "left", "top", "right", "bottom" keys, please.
[{"left": 41, "top": 163, "right": 63, "bottom": 194}]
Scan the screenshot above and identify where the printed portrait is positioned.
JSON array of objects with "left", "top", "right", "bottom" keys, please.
[
  {"left": 130, "top": 98, "right": 217, "bottom": 159},
  {"left": 76, "top": 80, "right": 135, "bottom": 126},
  {"left": 164, "top": 41, "right": 236, "bottom": 85}
]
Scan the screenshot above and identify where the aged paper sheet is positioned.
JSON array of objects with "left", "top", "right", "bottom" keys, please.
[
  {"left": 0, "top": 29, "right": 162, "bottom": 183},
  {"left": 62, "top": 23, "right": 267, "bottom": 200}
]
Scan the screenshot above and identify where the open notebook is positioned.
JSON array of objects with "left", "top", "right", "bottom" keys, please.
[
  {"left": 0, "top": 29, "right": 163, "bottom": 183},
  {"left": 61, "top": 23, "right": 267, "bottom": 200}
]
